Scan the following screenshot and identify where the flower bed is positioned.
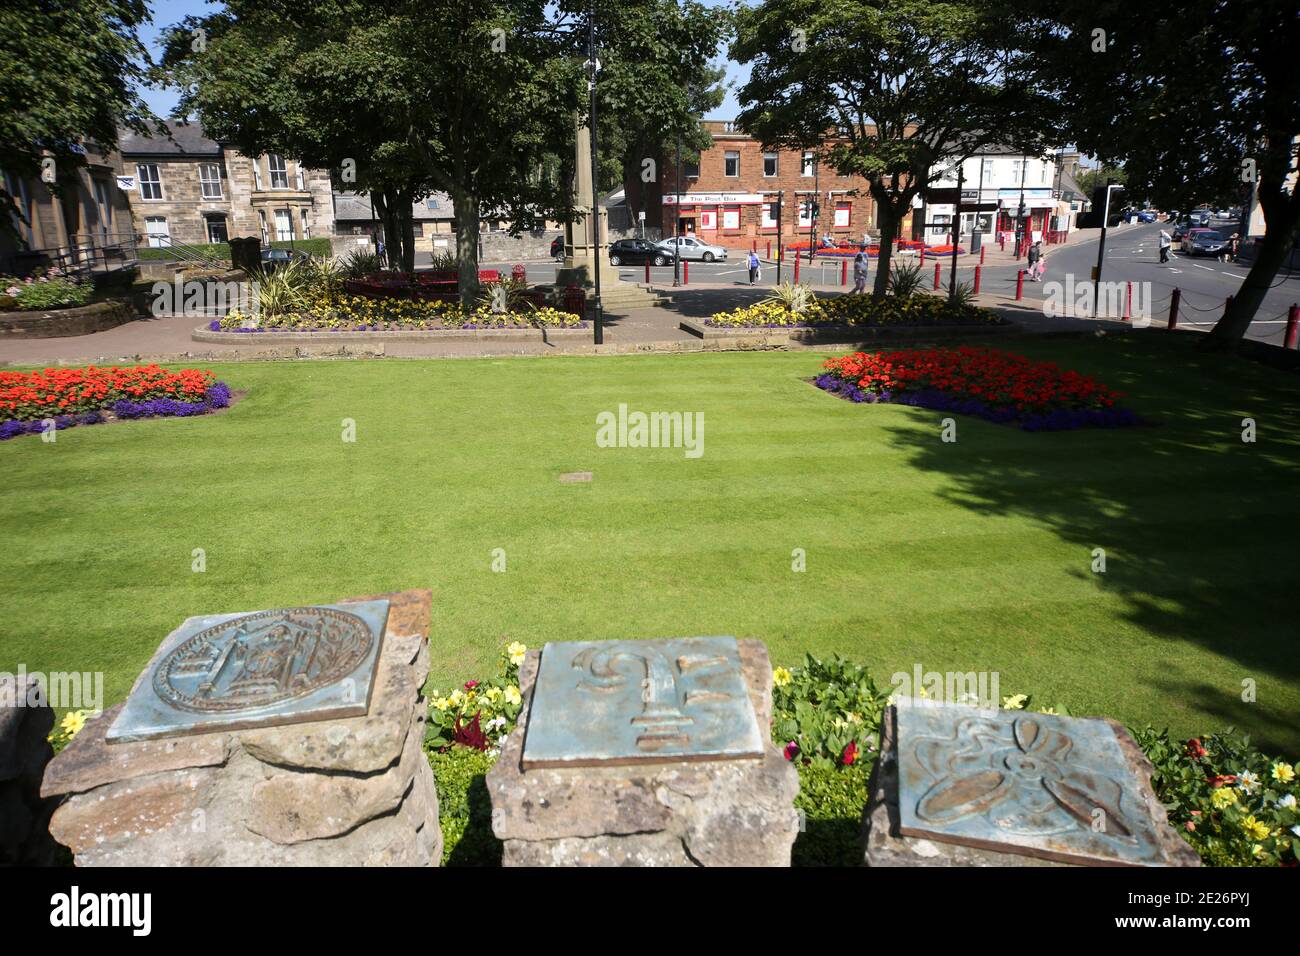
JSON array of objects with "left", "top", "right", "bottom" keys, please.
[
  {"left": 409, "top": 642, "right": 1295, "bottom": 866},
  {"left": 1, "top": 268, "right": 92, "bottom": 311},
  {"left": 0, "top": 365, "right": 231, "bottom": 440},
  {"left": 215, "top": 296, "right": 583, "bottom": 333},
  {"left": 816, "top": 346, "right": 1141, "bottom": 431},
  {"left": 709, "top": 294, "right": 1002, "bottom": 329}
]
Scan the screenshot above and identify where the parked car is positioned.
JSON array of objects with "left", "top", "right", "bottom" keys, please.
[
  {"left": 1136, "top": 210, "right": 1157, "bottom": 223},
  {"left": 1183, "top": 230, "right": 1229, "bottom": 257},
  {"left": 608, "top": 238, "right": 669, "bottom": 266},
  {"left": 260, "top": 248, "right": 310, "bottom": 268},
  {"left": 655, "top": 236, "right": 729, "bottom": 263}
]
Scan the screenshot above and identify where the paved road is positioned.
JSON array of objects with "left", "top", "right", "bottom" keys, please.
[{"left": 993, "top": 223, "right": 1300, "bottom": 346}]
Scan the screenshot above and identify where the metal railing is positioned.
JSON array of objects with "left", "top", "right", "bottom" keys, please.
[
  {"left": 1, "top": 231, "right": 141, "bottom": 278},
  {"left": 145, "top": 235, "right": 229, "bottom": 268}
]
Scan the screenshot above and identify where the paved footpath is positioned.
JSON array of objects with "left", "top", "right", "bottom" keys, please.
[{"left": 0, "top": 228, "right": 1142, "bottom": 366}]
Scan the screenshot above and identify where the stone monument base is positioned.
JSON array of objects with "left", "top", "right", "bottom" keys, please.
[
  {"left": 487, "top": 640, "right": 799, "bottom": 866},
  {"left": 41, "top": 590, "right": 442, "bottom": 866},
  {"left": 0, "top": 674, "right": 60, "bottom": 865},
  {"left": 860, "top": 705, "right": 1200, "bottom": 867}
]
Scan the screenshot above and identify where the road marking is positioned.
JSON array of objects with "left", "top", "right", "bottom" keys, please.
[{"left": 1192, "top": 264, "right": 1215, "bottom": 271}]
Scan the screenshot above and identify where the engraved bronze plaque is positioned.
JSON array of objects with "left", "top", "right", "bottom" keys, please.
[
  {"left": 106, "top": 601, "right": 389, "bottom": 743},
  {"left": 521, "top": 637, "right": 764, "bottom": 769},
  {"left": 896, "top": 702, "right": 1169, "bottom": 866}
]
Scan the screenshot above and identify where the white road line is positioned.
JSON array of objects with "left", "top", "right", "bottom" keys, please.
[{"left": 1192, "top": 264, "right": 1215, "bottom": 271}]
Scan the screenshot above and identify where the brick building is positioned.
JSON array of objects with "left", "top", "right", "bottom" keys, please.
[
  {"left": 628, "top": 120, "right": 903, "bottom": 251},
  {"left": 115, "top": 121, "right": 335, "bottom": 249}
]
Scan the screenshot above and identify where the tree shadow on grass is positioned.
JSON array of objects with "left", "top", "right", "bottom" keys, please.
[{"left": 866, "top": 333, "right": 1300, "bottom": 753}]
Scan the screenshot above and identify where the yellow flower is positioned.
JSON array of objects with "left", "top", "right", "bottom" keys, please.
[
  {"left": 1272, "top": 762, "right": 1295, "bottom": 783},
  {"left": 1038, "top": 707, "right": 1058, "bottom": 715},
  {"left": 449, "top": 689, "right": 464, "bottom": 706},
  {"left": 485, "top": 687, "right": 502, "bottom": 703},
  {"left": 772, "top": 667, "right": 793, "bottom": 688},
  {"left": 432, "top": 697, "right": 450, "bottom": 711},
  {"left": 1241, "top": 815, "right": 1270, "bottom": 841},
  {"left": 504, "top": 685, "right": 522, "bottom": 706},
  {"left": 1001, "top": 694, "right": 1029, "bottom": 710},
  {"left": 1211, "top": 787, "right": 1239, "bottom": 809},
  {"left": 60, "top": 710, "right": 87, "bottom": 737},
  {"left": 1252, "top": 843, "right": 1266, "bottom": 859},
  {"left": 507, "top": 641, "right": 527, "bottom": 666}
]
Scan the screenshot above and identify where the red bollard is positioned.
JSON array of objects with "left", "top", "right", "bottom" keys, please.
[
  {"left": 920, "top": 246, "right": 926, "bottom": 264},
  {"left": 841, "top": 259, "right": 848, "bottom": 286},
  {"left": 644, "top": 262, "right": 650, "bottom": 284},
  {"left": 766, "top": 241, "right": 771, "bottom": 258},
  {"left": 1168, "top": 288, "right": 1180, "bottom": 330},
  {"left": 1123, "top": 281, "right": 1132, "bottom": 321},
  {"left": 794, "top": 254, "right": 800, "bottom": 283},
  {"left": 1015, "top": 270, "right": 1025, "bottom": 300},
  {"left": 1285, "top": 303, "right": 1300, "bottom": 349},
  {"left": 683, "top": 261, "right": 689, "bottom": 285},
  {"left": 1000, "top": 234, "right": 1006, "bottom": 251},
  {"left": 933, "top": 262, "right": 941, "bottom": 290},
  {"left": 979, "top": 246, "right": 986, "bottom": 265},
  {"left": 973, "top": 265, "right": 981, "bottom": 294}
]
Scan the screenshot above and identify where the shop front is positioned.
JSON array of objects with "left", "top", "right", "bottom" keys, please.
[{"left": 996, "top": 188, "right": 1054, "bottom": 244}]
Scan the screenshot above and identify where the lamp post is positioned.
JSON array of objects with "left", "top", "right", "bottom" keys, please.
[
  {"left": 1092, "top": 182, "right": 1124, "bottom": 315},
  {"left": 1014, "top": 153, "right": 1027, "bottom": 259},
  {"left": 673, "top": 141, "right": 682, "bottom": 287},
  {"left": 585, "top": 6, "right": 603, "bottom": 344},
  {"left": 807, "top": 156, "right": 819, "bottom": 262}
]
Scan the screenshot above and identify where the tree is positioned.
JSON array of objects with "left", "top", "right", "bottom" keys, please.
[
  {"left": 161, "top": 1, "right": 583, "bottom": 295},
  {"left": 732, "top": 0, "right": 1050, "bottom": 296},
  {"left": 0, "top": 0, "right": 154, "bottom": 246},
  {"left": 1000, "top": 0, "right": 1300, "bottom": 350}
]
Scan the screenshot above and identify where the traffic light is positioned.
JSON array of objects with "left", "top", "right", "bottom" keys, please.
[{"left": 811, "top": 200, "right": 820, "bottom": 221}]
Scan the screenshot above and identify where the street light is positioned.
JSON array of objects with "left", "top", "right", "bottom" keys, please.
[
  {"left": 584, "top": 6, "right": 603, "bottom": 344},
  {"left": 1092, "top": 182, "right": 1124, "bottom": 316}
]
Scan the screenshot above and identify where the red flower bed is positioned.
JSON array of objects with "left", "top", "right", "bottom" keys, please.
[
  {"left": 822, "top": 346, "right": 1122, "bottom": 415},
  {"left": 0, "top": 365, "right": 216, "bottom": 420}
]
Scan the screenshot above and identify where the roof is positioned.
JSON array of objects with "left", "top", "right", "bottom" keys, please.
[
  {"left": 117, "top": 121, "right": 222, "bottom": 157},
  {"left": 333, "top": 192, "right": 454, "bottom": 222}
]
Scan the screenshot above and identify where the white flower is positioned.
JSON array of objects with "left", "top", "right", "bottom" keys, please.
[
  {"left": 1276, "top": 793, "right": 1297, "bottom": 810},
  {"left": 1237, "top": 770, "right": 1261, "bottom": 793},
  {"left": 1292, "top": 824, "right": 1300, "bottom": 838}
]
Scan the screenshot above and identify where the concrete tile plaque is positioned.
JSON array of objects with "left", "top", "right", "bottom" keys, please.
[
  {"left": 896, "top": 702, "right": 1170, "bottom": 866},
  {"left": 106, "top": 601, "right": 389, "bottom": 743},
  {"left": 521, "top": 637, "right": 764, "bottom": 769}
]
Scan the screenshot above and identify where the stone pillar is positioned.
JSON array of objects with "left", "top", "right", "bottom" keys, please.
[
  {"left": 41, "top": 590, "right": 442, "bottom": 866},
  {"left": 0, "top": 675, "right": 60, "bottom": 865},
  {"left": 487, "top": 637, "right": 800, "bottom": 866},
  {"left": 556, "top": 114, "right": 607, "bottom": 290}
]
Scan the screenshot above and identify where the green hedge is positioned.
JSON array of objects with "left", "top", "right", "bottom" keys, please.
[{"left": 136, "top": 238, "right": 333, "bottom": 261}]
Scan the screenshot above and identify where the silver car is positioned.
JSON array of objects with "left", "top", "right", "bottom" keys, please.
[{"left": 655, "top": 236, "right": 729, "bottom": 262}]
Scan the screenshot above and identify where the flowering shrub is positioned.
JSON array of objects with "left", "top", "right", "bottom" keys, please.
[
  {"left": 425, "top": 641, "right": 527, "bottom": 755},
  {"left": 772, "top": 655, "right": 894, "bottom": 770},
  {"left": 708, "top": 293, "right": 1002, "bottom": 329},
  {"left": 47, "top": 709, "right": 91, "bottom": 755},
  {"left": 816, "top": 346, "right": 1141, "bottom": 431},
  {"left": 1133, "top": 727, "right": 1299, "bottom": 866},
  {"left": 0, "top": 365, "right": 231, "bottom": 439},
  {"left": 218, "top": 291, "right": 583, "bottom": 332},
  {"left": 1, "top": 268, "right": 92, "bottom": 311}
]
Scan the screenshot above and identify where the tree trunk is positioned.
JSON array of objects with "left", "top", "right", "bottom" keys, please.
[
  {"left": 1199, "top": 194, "right": 1300, "bottom": 352},
  {"left": 376, "top": 188, "right": 403, "bottom": 271},
  {"left": 873, "top": 203, "right": 898, "bottom": 298},
  {"left": 450, "top": 189, "right": 481, "bottom": 304},
  {"left": 395, "top": 190, "right": 415, "bottom": 274}
]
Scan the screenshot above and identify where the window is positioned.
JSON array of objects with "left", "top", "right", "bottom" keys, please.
[
  {"left": 205, "top": 215, "right": 228, "bottom": 244},
  {"left": 258, "top": 210, "right": 269, "bottom": 243},
  {"left": 252, "top": 161, "right": 264, "bottom": 191},
  {"left": 296, "top": 165, "right": 305, "bottom": 191},
  {"left": 198, "top": 163, "right": 222, "bottom": 199},
  {"left": 761, "top": 200, "right": 777, "bottom": 229},
  {"left": 724, "top": 151, "right": 739, "bottom": 177},
  {"left": 834, "top": 202, "right": 851, "bottom": 228},
  {"left": 683, "top": 158, "right": 700, "bottom": 178},
  {"left": 426, "top": 198, "right": 440, "bottom": 210},
  {"left": 699, "top": 208, "right": 717, "bottom": 230},
  {"left": 722, "top": 206, "right": 740, "bottom": 230},
  {"left": 5, "top": 172, "right": 32, "bottom": 243},
  {"left": 982, "top": 158, "right": 994, "bottom": 181},
  {"left": 300, "top": 208, "right": 310, "bottom": 239},
  {"left": 268, "top": 155, "right": 289, "bottom": 189},
  {"left": 801, "top": 151, "right": 815, "bottom": 177},
  {"left": 274, "top": 208, "right": 293, "bottom": 241},
  {"left": 144, "top": 216, "right": 170, "bottom": 247},
  {"left": 1011, "top": 159, "right": 1024, "bottom": 183},
  {"left": 763, "top": 152, "right": 778, "bottom": 177},
  {"left": 137, "top": 164, "right": 162, "bottom": 200}
]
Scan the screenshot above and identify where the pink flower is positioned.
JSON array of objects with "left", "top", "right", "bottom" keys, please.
[
  {"left": 842, "top": 741, "right": 858, "bottom": 766},
  {"left": 783, "top": 741, "right": 799, "bottom": 761},
  {"left": 464, "top": 680, "right": 478, "bottom": 690}
]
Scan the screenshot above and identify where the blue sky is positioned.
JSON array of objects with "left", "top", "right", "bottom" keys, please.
[{"left": 137, "top": 0, "right": 748, "bottom": 120}]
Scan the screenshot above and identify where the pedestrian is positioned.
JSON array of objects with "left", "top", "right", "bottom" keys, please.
[
  {"left": 1158, "top": 229, "right": 1172, "bottom": 263},
  {"left": 748, "top": 250, "right": 761, "bottom": 285},
  {"left": 1224, "top": 232, "right": 1240, "bottom": 263},
  {"left": 1026, "top": 240, "right": 1042, "bottom": 281},
  {"left": 852, "top": 247, "right": 869, "bottom": 293}
]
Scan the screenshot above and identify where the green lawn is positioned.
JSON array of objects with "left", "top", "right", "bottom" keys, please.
[{"left": 4, "top": 335, "right": 1298, "bottom": 753}]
